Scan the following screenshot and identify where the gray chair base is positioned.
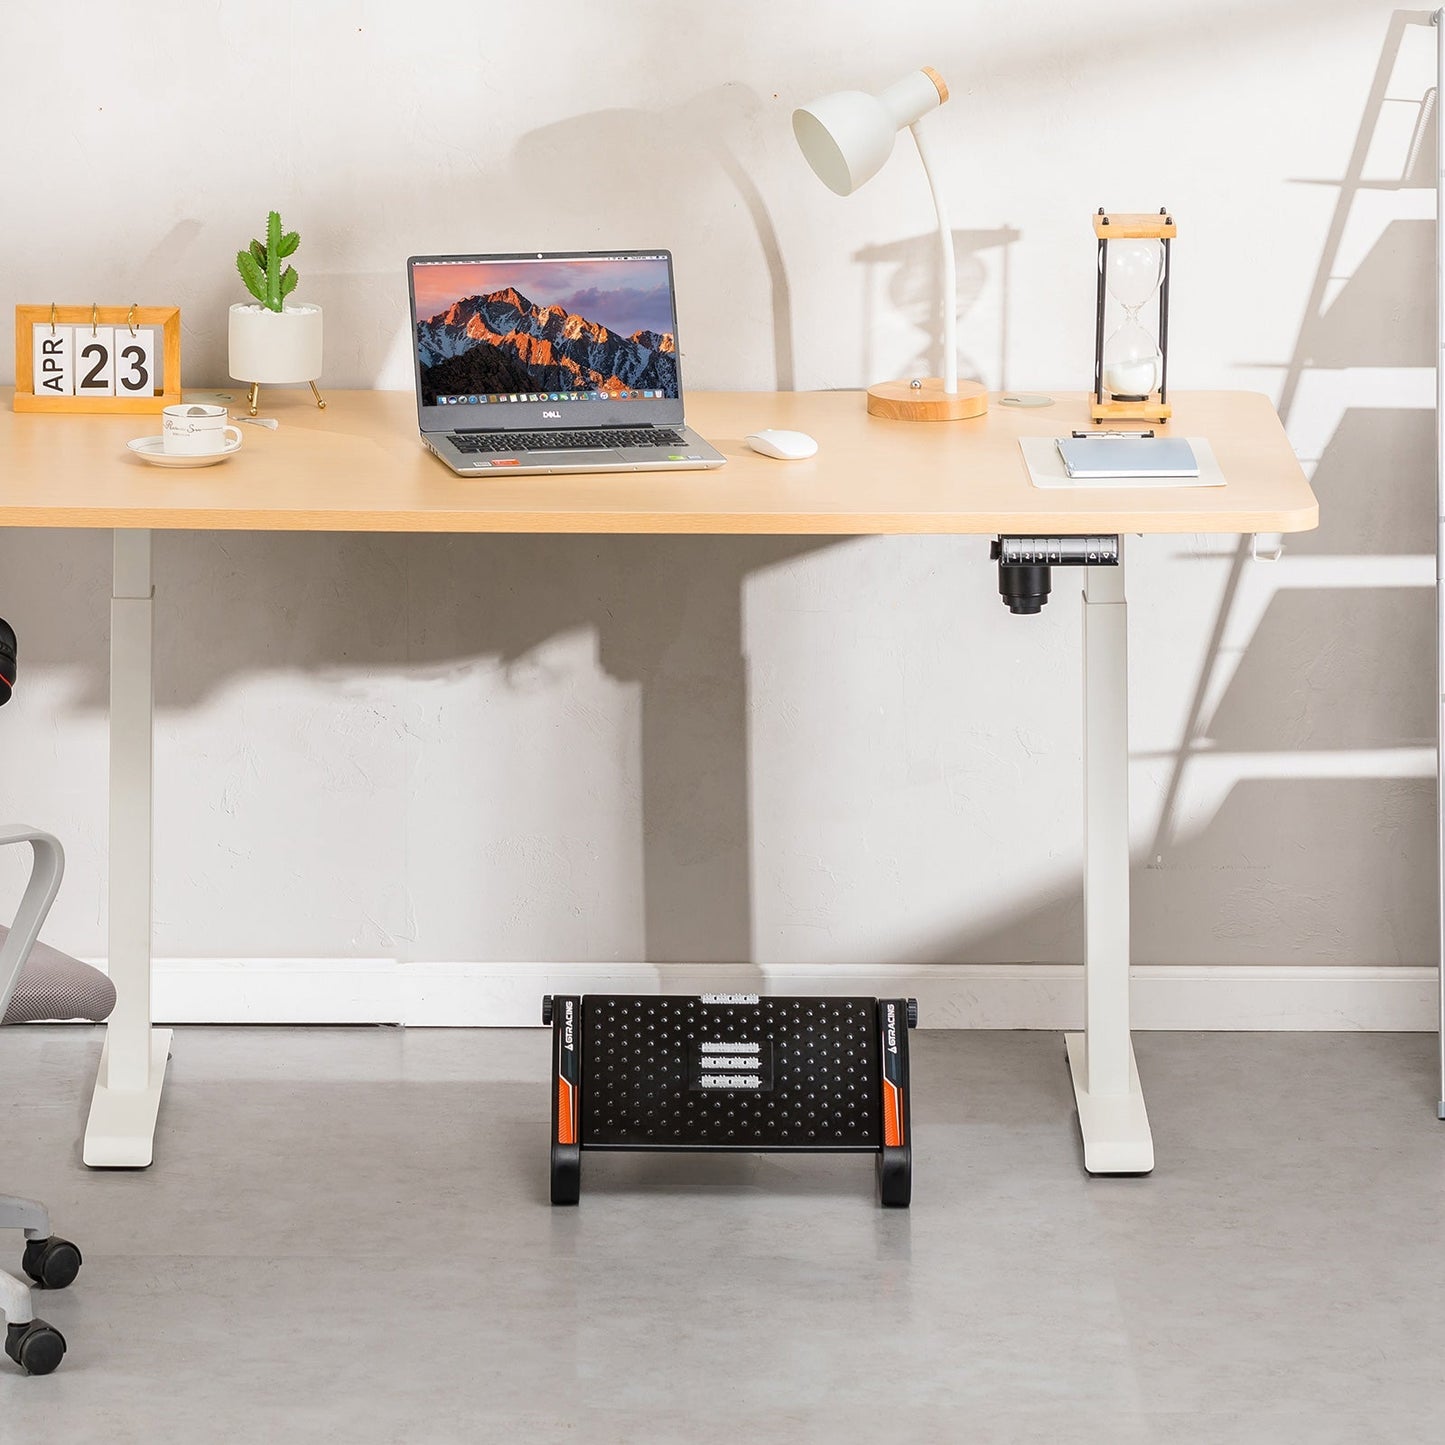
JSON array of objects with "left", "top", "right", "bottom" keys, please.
[
  {"left": 0, "top": 1197, "right": 54, "bottom": 1326},
  {"left": 1, "top": 826, "right": 106, "bottom": 1372}
]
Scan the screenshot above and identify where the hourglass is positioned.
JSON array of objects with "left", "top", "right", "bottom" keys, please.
[{"left": 1091, "top": 209, "right": 1175, "bottom": 424}]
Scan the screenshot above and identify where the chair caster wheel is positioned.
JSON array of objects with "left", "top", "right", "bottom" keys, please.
[
  {"left": 23, "top": 1237, "right": 82, "bottom": 1290},
  {"left": 5, "top": 1320, "right": 66, "bottom": 1375}
]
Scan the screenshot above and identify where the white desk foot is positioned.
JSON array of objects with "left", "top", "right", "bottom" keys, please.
[
  {"left": 83, "top": 1028, "right": 172, "bottom": 1168},
  {"left": 1065, "top": 1032, "right": 1154, "bottom": 1175}
]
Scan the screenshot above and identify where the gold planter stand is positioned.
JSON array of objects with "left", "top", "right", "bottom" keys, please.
[{"left": 245, "top": 380, "right": 326, "bottom": 416}]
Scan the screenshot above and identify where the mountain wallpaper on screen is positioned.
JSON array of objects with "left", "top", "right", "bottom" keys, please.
[{"left": 418, "top": 288, "right": 677, "bottom": 403}]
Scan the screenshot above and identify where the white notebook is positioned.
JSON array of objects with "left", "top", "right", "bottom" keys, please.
[{"left": 1055, "top": 436, "right": 1199, "bottom": 479}]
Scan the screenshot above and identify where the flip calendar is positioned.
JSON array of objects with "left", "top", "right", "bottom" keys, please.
[{"left": 14, "top": 304, "right": 181, "bottom": 414}]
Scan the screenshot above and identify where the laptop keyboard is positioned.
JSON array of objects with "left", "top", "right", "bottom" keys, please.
[{"left": 449, "top": 428, "right": 685, "bottom": 454}]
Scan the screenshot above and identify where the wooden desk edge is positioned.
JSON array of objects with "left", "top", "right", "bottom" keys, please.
[{"left": 0, "top": 503, "right": 1319, "bottom": 535}]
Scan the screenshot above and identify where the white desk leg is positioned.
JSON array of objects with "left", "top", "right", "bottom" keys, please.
[
  {"left": 1065, "top": 547, "right": 1154, "bottom": 1174},
  {"left": 83, "top": 529, "right": 171, "bottom": 1168}
]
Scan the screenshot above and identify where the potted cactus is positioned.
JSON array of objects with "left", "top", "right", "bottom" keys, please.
[{"left": 227, "top": 209, "right": 325, "bottom": 413}]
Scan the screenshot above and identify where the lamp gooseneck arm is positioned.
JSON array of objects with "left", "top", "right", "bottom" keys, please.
[{"left": 909, "top": 120, "right": 957, "bottom": 395}]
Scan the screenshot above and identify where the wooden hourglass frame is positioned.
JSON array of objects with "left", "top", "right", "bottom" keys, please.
[{"left": 1091, "top": 208, "right": 1175, "bottom": 424}]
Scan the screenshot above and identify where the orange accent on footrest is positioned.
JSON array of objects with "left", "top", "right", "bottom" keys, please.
[
  {"left": 883, "top": 1079, "right": 904, "bottom": 1147},
  {"left": 557, "top": 1079, "right": 576, "bottom": 1144}
]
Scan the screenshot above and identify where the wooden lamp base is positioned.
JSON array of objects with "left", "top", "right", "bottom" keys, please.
[{"left": 866, "top": 376, "right": 989, "bottom": 421}]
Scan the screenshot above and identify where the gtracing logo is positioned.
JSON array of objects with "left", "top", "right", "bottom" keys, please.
[
  {"left": 563, "top": 999, "right": 575, "bottom": 1051},
  {"left": 885, "top": 1002, "right": 898, "bottom": 1055}
]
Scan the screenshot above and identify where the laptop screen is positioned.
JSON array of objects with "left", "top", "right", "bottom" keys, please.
[{"left": 408, "top": 250, "right": 684, "bottom": 430}]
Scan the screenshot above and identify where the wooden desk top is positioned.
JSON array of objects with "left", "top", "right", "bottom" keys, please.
[{"left": 0, "top": 387, "right": 1316, "bottom": 536}]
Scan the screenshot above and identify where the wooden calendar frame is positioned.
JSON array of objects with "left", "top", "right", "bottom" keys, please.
[{"left": 13, "top": 305, "right": 181, "bottom": 414}]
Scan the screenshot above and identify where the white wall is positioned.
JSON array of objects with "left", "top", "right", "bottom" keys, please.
[{"left": 0, "top": 3, "right": 1435, "bottom": 1011}]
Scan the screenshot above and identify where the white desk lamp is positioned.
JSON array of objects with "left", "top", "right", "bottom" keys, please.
[{"left": 793, "top": 67, "right": 986, "bottom": 421}]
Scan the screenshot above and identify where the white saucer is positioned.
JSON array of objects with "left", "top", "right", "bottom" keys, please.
[{"left": 127, "top": 435, "right": 241, "bottom": 468}]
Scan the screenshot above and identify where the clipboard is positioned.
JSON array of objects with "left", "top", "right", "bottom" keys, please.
[{"left": 1019, "top": 436, "right": 1225, "bottom": 490}]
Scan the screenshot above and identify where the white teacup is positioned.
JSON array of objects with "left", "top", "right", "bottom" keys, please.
[{"left": 162, "top": 404, "right": 242, "bottom": 456}]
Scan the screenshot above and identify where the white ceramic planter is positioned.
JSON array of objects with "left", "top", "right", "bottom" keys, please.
[{"left": 228, "top": 303, "right": 323, "bottom": 383}]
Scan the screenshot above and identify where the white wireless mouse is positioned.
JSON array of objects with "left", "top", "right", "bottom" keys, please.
[{"left": 745, "top": 428, "right": 818, "bottom": 460}]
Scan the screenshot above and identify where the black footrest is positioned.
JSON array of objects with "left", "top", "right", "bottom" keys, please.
[{"left": 548, "top": 993, "right": 914, "bottom": 1207}]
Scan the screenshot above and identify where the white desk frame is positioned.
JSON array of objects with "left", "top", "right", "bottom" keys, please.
[
  {"left": 1067, "top": 553, "right": 1152, "bottom": 1171},
  {"left": 80, "top": 528, "right": 1153, "bottom": 1174},
  {"left": 82, "top": 531, "right": 170, "bottom": 1167}
]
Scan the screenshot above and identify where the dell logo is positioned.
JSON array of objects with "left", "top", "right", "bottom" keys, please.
[{"left": 542, "top": 409, "right": 561, "bottom": 419}]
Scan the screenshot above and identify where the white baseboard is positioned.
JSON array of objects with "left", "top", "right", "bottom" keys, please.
[{"left": 139, "top": 959, "right": 1441, "bottom": 1031}]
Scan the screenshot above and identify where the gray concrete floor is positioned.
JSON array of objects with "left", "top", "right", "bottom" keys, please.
[{"left": 0, "top": 1027, "right": 1442, "bottom": 1442}]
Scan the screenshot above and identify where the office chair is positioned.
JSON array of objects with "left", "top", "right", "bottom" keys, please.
[
  {"left": 0, "top": 621, "right": 102, "bottom": 1374},
  {"left": 0, "top": 826, "right": 92, "bottom": 1374}
]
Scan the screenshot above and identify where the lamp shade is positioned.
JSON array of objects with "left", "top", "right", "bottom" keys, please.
[
  {"left": 793, "top": 93, "right": 897, "bottom": 195},
  {"left": 792, "top": 69, "right": 949, "bottom": 196}
]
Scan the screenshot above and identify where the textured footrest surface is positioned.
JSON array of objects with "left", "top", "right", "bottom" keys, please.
[
  {"left": 584, "top": 994, "right": 880, "bottom": 1151},
  {"left": 548, "top": 993, "right": 915, "bottom": 1206}
]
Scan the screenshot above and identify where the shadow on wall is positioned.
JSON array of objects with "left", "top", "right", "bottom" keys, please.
[
  {"left": 1141, "top": 7, "right": 1439, "bottom": 962},
  {"left": 507, "top": 84, "right": 799, "bottom": 390},
  {"left": 308, "top": 86, "right": 1024, "bottom": 398},
  {"left": 855, "top": 228, "right": 1020, "bottom": 391},
  {"left": 1292, "top": 407, "right": 1434, "bottom": 555},
  {"left": 1308, "top": 218, "right": 1435, "bottom": 367},
  {"left": 946, "top": 775, "right": 1436, "bottom": 967},
  {"left": 4, "top": 530, "right": 832, "bottom": 966},
  {"left": 1208, "top": 587, "right": 1434, "bottom": 751},
  {"left": 216, "top": 84, "right": 801, "bottom": 393}
]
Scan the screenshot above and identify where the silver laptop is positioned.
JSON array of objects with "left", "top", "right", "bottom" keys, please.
[{"left": 407, "top": 249, "right": 725, "bottom": 475}]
